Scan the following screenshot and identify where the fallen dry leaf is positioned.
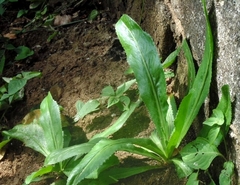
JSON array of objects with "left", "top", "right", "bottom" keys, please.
[
  {"left": 54, "top": 15, "right": 72, "bottom": 26},
  {"left": 0, "top": 146, "right": 7, "bottom": 160},
  {"left": 3, "top": 33, "right": 17, "bottom": 39}
]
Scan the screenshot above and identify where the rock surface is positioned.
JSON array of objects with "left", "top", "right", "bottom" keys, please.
[{"left": 166, "top": 0, "right": 240, "bottom": 181}]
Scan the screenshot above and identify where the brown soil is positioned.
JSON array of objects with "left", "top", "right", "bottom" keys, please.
[{"left": 0, "top": 2, "right": 185, "bottom": 185}]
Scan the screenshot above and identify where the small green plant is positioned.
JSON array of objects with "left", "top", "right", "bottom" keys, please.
[
  {"left": 101, "top": 79, "right": 136, "bottom": 110},
  {"left": 0, "top": 71, "right": 41, "bottom": 126},
  {"left": 1, "top": 0, "right": 234, "bottom": 184},
  {"left": 0, "top": 38, "right": 35, "bottom": 74}
]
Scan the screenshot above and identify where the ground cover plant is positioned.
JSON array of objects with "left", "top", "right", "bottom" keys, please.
[{"left": 1, "top": 0, "right": 234, "bottom": 184}]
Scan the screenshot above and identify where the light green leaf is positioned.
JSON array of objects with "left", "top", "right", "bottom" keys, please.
[
  {"left": 203, "top": 109, "right": 224, "bottom": 126},
  {"left": 25, "top": 165, "right": 54, "bottom": 184},
  {"left": 199, "top": 85, "right": 231, "bottom": 146},
  {"left": 215, "top": 85, "right": 232, "bottom": 134},
  {"left": 166, "top": 95, "right": 177, "bottom": 135},
  {"left": 101, "top": 86, "right": 115, "bottom": 97},
  {"left": 8, "top": 78, "right": 27, "bottom": 95},
  {"left": 116, "top": 14, "right": 169, "bottom": 154},
  {"left": 186, "top": 172, "right": 199, "bottom": 185},
  {"left": 116, "top": 79, "right": 136, "bottom": 96},
  {"left": 39, "top": 92, "right": 63, "bottom": 152},
  {"left": 172, "top": 158, "right": 193, "bottom": 178},
  {"left": 119, "top": 95, "right": 130, "bottom": 110},
  {"left": 164, "top": 71, "right": 174, "bottom": 79},
  {"left": 2, "top": 120, "right": 49, "bottom": 156},
  {"left": 21, "top": 71, "right": 42, "bottom": 80},
  {"left": 180, "top": 137, "right": 221, "bottom": 170},
  {"left": 167, "top": 0, "right": 214, "bottom": 156},
  {"left": 219, "top": 161, "right": 234, "bottom": 185},
  {"left": 15, "top": 46, "right": 34, "bottom": 60},
  {"left": 107, "top": 96, "right": 119, "bottom": 108},
  {"left": 67, "top": 138, "right": 161, "bottom": 185},
  {"left": 45, "top": 140, "right": 98, "bottom": 165},
  {"left": 74, "top": 100, "right": 100, "bottom": 122}
]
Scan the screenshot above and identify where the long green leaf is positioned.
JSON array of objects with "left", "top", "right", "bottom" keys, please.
[
  {"left": 25, "top": 165, "right": 54, "bottom": 184},
  {"left": 167, "top": 0, "right": 214, "bottom": 155},
  {"left": 116, "top": 14, "right": 169, "bottom": 150},
  {"left": 39, "top": 92, "right": 63, "bottom": 152},
  {"left": 44, "top": 139, "right": 99, "bottom": 165},
  {"left": 67, "top": 138, "right": 162, "bottom": 185},
  {"left": 91, "top": 100, "right": 141, "bottom": 139},
  {"left": 182, "top": 40, "right": 196, "bottom": 90},
  {"left": 101, "top": 165, "right": 160, "bottom": 181}
]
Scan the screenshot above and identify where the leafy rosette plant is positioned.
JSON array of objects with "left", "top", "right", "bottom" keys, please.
[
  {"left": 1, "top": 0, "right": 234, "bottom": 184},
  {"left": 44, "top": 0, "right": 232, "bottom": 184}
]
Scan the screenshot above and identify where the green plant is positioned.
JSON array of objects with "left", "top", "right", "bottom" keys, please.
[
  {"left": 0, "top": 38, "right": 35, "bottom": 74},
  {"left": 60, "top": 0, "right": 232, "bottom": 184},
  {"left": 0, "top": 71, "right": 41, "bottom": 127},
  {"left": 1, "top": 0, "right": 234, "bottom": 184},
  {"left": 101, "top": 79, "right": 136, "bottom": 110}
]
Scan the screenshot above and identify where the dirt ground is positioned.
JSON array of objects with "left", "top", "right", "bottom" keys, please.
[{"left": 0, "top": 2, "right": 187, "bottom": 185}]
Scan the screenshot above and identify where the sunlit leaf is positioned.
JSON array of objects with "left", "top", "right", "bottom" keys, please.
[
  {"left": 101, "top": 86, "right": 115, "bottom": 97},
  {"left": 2, "top": 120, "right": 49, "bottom": 156},
  {"left": 21, "top": 71, "right": 41, "bottom": 80},
  {"left": 203, "top": 109, "right": 224, "bottom": 126},
  {"left": 116, "top": 79, "right": 136, "bottom": 96},
  {"left": 67, "top": 138, "right": 161, "bottom": 185},
  {"left": 219, "top": 161, "right": 234, "bottom": 185},
  {"left": 116, "top": 14, "right": 169, "bottom": 156},
  {"left": 74, "top": 100, "right": 100, "bottom": 122},
  {"left": 180, "top": 137, "right": 221, "bottom": 170},
  {"left": 45, "top": 139, "right": 99, "bottom": 165},
  {"left": 172, "top": 158, "right": 193, "bottom": 178},
  {"left": 107, "top": 97, "right": 119, "bottom": 108}
]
